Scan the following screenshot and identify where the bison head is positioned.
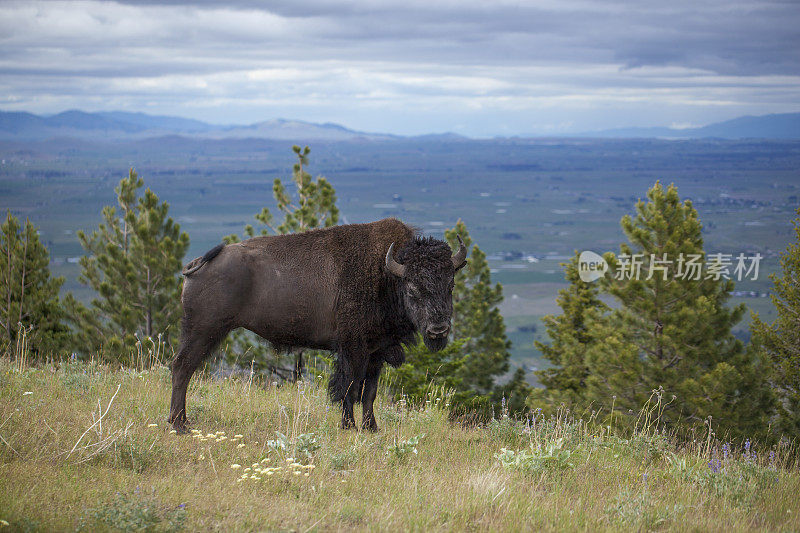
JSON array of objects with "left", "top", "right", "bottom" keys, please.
[{"left": 385, "top": 235, "right": 467, "bottom": 352}]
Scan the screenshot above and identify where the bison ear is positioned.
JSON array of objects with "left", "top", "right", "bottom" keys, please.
[{"left": 385, "top": 243, "right": 406, "bottom": 277}]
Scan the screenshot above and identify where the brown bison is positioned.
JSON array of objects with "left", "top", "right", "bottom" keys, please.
[{"left": 168, "top": 218, "right": 466, "bottom": 432}]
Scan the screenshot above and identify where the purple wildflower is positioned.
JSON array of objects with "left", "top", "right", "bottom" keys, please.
[{"left": 743, "top": 439, "right": 752, "bottom": 461}]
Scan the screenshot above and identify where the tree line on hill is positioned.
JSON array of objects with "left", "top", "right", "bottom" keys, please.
[{"left": 1, "top": 145, "right": 798, "bottom": 442}]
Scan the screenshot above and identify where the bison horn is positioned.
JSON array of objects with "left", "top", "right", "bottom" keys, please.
[
  {"left": 452, "top": 235, "right": 467, "bottom": 270},
  {"left": 385, "top": 243, "right": 406, "bottom": 277}
]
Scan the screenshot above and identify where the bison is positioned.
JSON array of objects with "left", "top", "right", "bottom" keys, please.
[{"left": 168, "top": 218, "right": 466, "bottom": 432}]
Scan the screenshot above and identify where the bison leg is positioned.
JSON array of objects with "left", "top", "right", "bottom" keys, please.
[
  {"left": 169, "top": 322, "right": 228, "bottom": 433},
  {"left": 360, "top": 355, "right": 385, "bottom": 432},
  {"left": 342, "top": 380, "right": 359, "bottom": 429},
  {"left": 329, "top": 351, "right": 367, "bottom": 430}
]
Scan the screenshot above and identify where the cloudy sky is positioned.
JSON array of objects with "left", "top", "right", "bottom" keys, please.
[{"left": 1, "top": 0, "right": 799, "bottom": 136}]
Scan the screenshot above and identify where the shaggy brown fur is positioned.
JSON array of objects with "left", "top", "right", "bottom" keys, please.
[{"left": 168, "top": 218, "right": 464, "bottom": 432}]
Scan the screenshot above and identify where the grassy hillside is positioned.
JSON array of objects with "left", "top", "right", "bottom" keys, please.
[{"left": 1, "top": 357, "right": 798, "bottom": 532}]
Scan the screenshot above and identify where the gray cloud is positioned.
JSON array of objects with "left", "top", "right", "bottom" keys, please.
[
  {"left": 0, "top": 0, "right": 798, "bottom": 135},
  {"left": 91, "top": 0, "right": 800, "bottom": 75}
]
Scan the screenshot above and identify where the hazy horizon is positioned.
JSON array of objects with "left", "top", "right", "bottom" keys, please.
[{"left": 3, "top": 107, "right": 799, "bottom": 139}]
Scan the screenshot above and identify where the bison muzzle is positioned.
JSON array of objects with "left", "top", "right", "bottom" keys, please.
[{"left": 168, "top": 218, "right": 466, "bottom": 432}]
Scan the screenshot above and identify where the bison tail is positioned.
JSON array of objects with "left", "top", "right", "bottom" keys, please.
[{"left": 182, "top": 243, "right": 225, "bottom": 276}]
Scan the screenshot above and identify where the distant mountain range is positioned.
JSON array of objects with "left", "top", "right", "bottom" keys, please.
[
  {"left": 578, "top": 113, "right": 800, "bottom": 140},
  {"left": 0, "top": 110, "right": 399, "bottom": 142},
  {"left": 0, "top": 109, "right": 797, "bottom": 141}
]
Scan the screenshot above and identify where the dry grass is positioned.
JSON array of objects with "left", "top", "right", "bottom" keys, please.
[{"left": 0, "top": 358, "right": 798, "bottom": 532}]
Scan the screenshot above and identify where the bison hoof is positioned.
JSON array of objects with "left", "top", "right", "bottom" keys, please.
[{"left": 168, "top": 413, "right": 189, "bottom": 434}]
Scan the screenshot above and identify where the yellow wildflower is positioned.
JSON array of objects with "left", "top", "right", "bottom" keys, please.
[{"left": 231, "top": 464, "right": 241, "bottom": 469}]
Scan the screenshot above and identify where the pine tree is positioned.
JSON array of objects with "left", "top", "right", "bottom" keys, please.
[
  {"left": 225, "top": 145, "right": 339, "bottom": 243},
  {"left": 0, "top": 211, "right": 69, "bottom": 359},
  {"left": 583, "top": 182, "right": 773, "bottom": 438},
  {"left": 384, "top": 337, "right": 488, "bottom": 412},
  {"left": 444, "top": 220, "right": 512, "bottom": 395},
  {"left": 529, "top": 251, "right": 608, "bottom": 413},
  {"left": 223, "top": 146, "right": 339, "bottom": 380},
  {"left": 64, "top": 169, "right": 190, "bottom": 364},
  {"left": 751, "top": 207, "right": 800, "bottom": 436}
]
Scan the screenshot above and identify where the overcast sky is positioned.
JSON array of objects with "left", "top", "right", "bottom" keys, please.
[{"left": 1, "top": 0, "right": 799, "bottom": 136}]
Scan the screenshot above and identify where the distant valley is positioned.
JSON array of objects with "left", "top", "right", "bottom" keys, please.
[{"left": 1, "top": 109, "right": 799, "bottom": 375}]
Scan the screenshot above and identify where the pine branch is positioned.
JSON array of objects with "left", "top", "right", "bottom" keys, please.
[{"left": 661, "top": 354, "right": 682, "bottom": 370}]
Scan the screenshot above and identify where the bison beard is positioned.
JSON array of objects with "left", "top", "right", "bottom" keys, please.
[{"left": 168, "top": 218, "right": 466, "bottom": 432}]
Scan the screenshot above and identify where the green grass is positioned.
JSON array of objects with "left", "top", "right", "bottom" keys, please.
[{"left": 1, "top": 358, "right": 798, "bottom": 532}]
